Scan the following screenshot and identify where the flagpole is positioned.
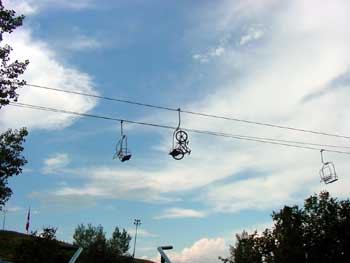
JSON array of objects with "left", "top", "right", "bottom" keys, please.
[{"left": 26, "top": 206, "right": 31, "bottom": 234}]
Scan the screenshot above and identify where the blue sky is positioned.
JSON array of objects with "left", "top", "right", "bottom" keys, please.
[{"left": 1, "top": 0, "right": 350, "bottom": 262}]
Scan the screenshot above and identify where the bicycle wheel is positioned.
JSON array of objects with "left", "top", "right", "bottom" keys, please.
[{"left": 175, "top": 130, "right": 188, "bottom": 143}]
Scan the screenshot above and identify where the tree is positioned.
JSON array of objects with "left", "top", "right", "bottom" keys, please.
[
  {"left": 0, "top": 1, "right": 29, "bottom": 210},
  {"left": 40, "top": 226, "right": 58, "bottom": 240},
  {"left": 0, "top": 128, "right": 28, "bottom": 208},
  {"left": 272, "top": 205, "right": 305, "bottom": 263},
  {"left": 15, "top": 226, "right": 71, "bottom": 263},
  {"left": 0, "top": 0, "right": 29, "bottom": 108},
  {"left": 230, "top": 231, "right": 262, "bottom": 263},
  {"left": 108, "top": 227, "right": 132, "bottom": 256},
  {"left": 73, "top": 224, "right": 109, "bottom": 263},
  {"left": 73, "top": 224, "right": 103, "bottom": 249},
  {"left": 221, "top": 191, "right": 350, "bottom": 263},
  {"left": 303, "top": 192, "right": 350, "bottom": 262},
  {"left": 73, "top": 224, "right": 132, "bottom": 263}
]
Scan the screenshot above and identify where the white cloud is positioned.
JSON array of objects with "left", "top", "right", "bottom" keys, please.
[
  {"left": 3, "top": 0, "right": 96, "bottom": 15},
  {"left": 154, "top": 208, "right": 206, "bottom": 220},
  {"left": 147, "top": 221, "right": 274, "bottom": 262},
  {"left": 150, "top": 238, "right": 227, "bottom": 263},
  {"left": 193, "top": 46, "right": 225, "bottom": 63},
  {"left": 30, "top": 0, "right": 350, "bottom": 216},
  {"left": 42, "top": 153, "right": 70, "bottom": 174},
  {"left": 128, "top": 228, "right": 158, "bottom": 238},
  {"left": 185, "top": 0, "right": 350, "bottom": 213},
  {"left": 0, "top": 28, "right": 98, "bottom": 130},
  {"left": 227, "top": 221, "right": 273, "bottom": 241},
  {"left": 33, "top": 151, "right": 250, "bottom": 206},
  {"left": 239, "top": 26, "right": 264, "bottom": 45},
  {"left": 68, "top": 35, "right": 102, "bottom": 51},
  {"left": 6, "top": 206, "right": 23, "bottom": 212},
  {"left": 3, "top": 0, "right": 38, "bottom": 15},
  {"left": 29, "top": 191, "right": 96, "bottom": 210},
  {"left": 169, "top": 238, "right": 226, "bottom": 263}
]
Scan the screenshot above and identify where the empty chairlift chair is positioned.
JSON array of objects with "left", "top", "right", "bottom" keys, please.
[
  {"left": 114, "top": 121, "right": 132, "bottom": 162},
  {"left": 319, "top": 149, "right": 338, "bottom": 184}
]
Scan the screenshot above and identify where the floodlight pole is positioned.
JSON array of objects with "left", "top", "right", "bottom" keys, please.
[
  {"left": 2, "top": 209, "right": 7, "bottom": 230},
  {"left": 132, "top": 219, "right": 141, "bottom": 258}
]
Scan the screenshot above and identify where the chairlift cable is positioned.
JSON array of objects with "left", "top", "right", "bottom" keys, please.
[
  {"left": 23, "top": 83, "right": 350, "bottom": 139},
  {"left": 8, "top": 101, "right": 350, "bottom": 150},
  {"left": 8, "top": 102, "right": 350, "bottom": 155}
]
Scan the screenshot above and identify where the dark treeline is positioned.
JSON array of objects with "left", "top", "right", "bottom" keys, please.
[
  {"left": 14, "top": 224, "right": 132, "bottom": 263},
  {"left": 220, "top": 191, "right": 350, "bottom": 263}
]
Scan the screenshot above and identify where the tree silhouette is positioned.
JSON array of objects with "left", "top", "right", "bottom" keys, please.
[
  {"left": 73, "top": 223, "right": 132, "bottom": 263},
  {"left": 0, "top": 128, "right": 28, "bottom": 208},
  {"left": 0, "top": 0, "right": 29, "bottom": 108},
  {"left": 0, "top": 0, "right": 29, "bottom": 210},
  {"left": 221, "top": 191, "right": 350, "bottom": 263}
]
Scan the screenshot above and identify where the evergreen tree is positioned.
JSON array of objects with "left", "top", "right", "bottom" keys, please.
[{"left": 108, "top": 227, "right": 132, "bottom": 256}]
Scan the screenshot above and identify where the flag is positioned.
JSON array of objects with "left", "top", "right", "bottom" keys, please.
[{"left": 25, "top": 207, "right": 30, "bottom": 233}]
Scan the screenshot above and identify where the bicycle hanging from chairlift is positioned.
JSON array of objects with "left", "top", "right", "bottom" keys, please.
[
  {"left": 169, "top": 108, "right": 191, "bottom": 160},
  {"left": 319, "top": 149, "right": 338, "bottom": 184},
  {"left": 114, "top": 120, "right": 132, "bottom": 162}
]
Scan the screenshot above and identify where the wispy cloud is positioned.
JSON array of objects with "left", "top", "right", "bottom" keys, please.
[
  {"left": 192, "top": 47, "right": 225, "bottom": 63},
  {"left": 0, "top": 28, "right": 98, "bottom": 130},
  {"left": 29, "top": 191, "right": 96, "bottom": 210},
  {"left": 3, "top": 0, "right": 38, "bottom": 15},
  {"left": 154, "top": 208, "right": 206, "bottom": 220},
  {"left": 27, "top": 0, "right": 350, "bottom": 217},
  {"left": 68, "top": 35, "right": 102, "bottom": 51},
  {"left": 239, "top": 25, "right": 265, "bottom": 45},
  {"left": 4, "top": 0, "right": 96, "bottom": 15},
  {"left": 6, "top": 206, "right": 23, "bottom": 213},
  {"left": 42, "top": 153, "right": 70, "bottom": 174},
  {"left": 128, "top": 228, "right": 158, "bottom": 238}
]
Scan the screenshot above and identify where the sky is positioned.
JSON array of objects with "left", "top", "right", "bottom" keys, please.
[{"left": 1, "top": 0, "right": 350, "bottom": 262}]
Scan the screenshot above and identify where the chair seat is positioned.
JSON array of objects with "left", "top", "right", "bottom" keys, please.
[{"left": 121, "top": 154, "right": 132, "bottom": 162}]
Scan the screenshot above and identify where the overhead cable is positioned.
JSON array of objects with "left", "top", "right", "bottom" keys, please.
[
  {"left": 23, "top": 83, "right": 350, "bottom": 140},
  {"left": 9, "top": 102, "right": 350, "bottom": 155}
]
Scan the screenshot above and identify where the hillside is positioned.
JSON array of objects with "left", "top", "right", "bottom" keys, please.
[
  {"left": 0, "top": 230, "right": 155, "bottom": 263},
  {"left": 0, "top": 230, "right": 76, "bottom": 261}
]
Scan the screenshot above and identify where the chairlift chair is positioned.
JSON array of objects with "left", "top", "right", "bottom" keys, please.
[
  {"left": 169, "top": 129, "right": 191, "bottom": 160},
  {"left": 114, "top": 121, "right": 132, "bottom": 162},
  {"left": 169, "top": 109, "right": 191, "bottom": 160},
  {"left": 169, "top": 146, "right": 185, "bottom": 160},
  {"left": 319, "top": 149, "right": 338, "bottom": 184}
]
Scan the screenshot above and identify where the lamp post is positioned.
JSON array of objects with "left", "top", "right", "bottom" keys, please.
[
  {"left": 2, "top": 209, "right": 7, "bottom": 230},
  {"left": 132, "top": 219, "right": 141, "bottom": 258}
]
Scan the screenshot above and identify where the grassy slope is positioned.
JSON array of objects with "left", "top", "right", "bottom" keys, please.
[
  {"left": 134, "top": 260, "right": 155, "bottom": 263},
  {"left": 0, "top": 230, "right": 155, "bottom": 263},
  {"left": 0, "top": 230, "right": 76, "bottom": 261}
]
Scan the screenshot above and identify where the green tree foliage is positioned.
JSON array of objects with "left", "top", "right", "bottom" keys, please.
[
  {"left": 73, "top": 224, "right": 132, "bottom": 263},
  {"left": 0, "top": 1, "right": 29, "bottom": 210},
  {"left": 272, "top": 205, "right": 305, "bottom": 263},
  {"left": 0, "top": 0, "right": 29, "bottom": 108},
  {"left": 221, "top": 231, "right": 262, "bottom": 263},
  {"left": 14, "top": 227, "right": 72, "bottom": 263},
  {"left": 221, "top": 191, "right": 350, "bottom": 263},
  {"left": 108, "top": 227, "right": 132, "bottom": 256},
  {"left": 73, "top": 224, "right": 105, "bottom": 250},
  {"left": 0, "top": 128, "right": 28, "bottom": 209}
]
